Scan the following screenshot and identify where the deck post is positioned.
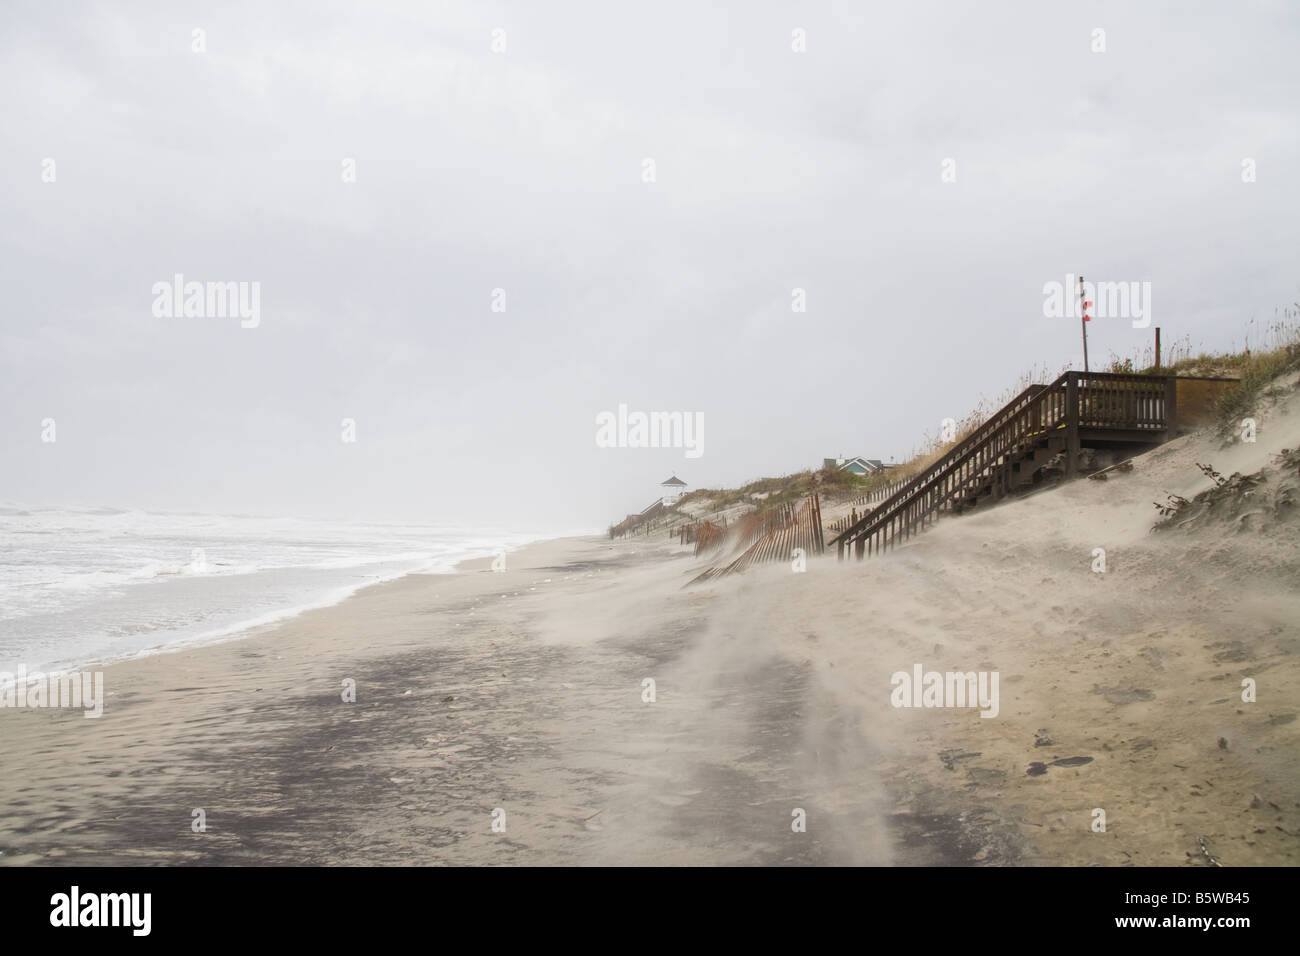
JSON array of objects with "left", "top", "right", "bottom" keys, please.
[
  {"left": 1163, "top": 375, "right": 1178, "bottom": 441},
  {"left": 1065, "top": 372, "right": 1081, "bottom": 478}
]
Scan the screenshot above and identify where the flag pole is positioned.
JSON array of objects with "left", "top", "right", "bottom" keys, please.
[{"left": 1079, "top": 274, "right": 1091, "bottom": 372}]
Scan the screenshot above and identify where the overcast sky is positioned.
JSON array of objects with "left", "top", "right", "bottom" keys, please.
[{"left": 2, "top": 1, "right": 1297, "bottom": 530}]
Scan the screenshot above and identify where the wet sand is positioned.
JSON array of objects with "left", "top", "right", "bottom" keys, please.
[
  {"left": 1, "top": 383, "right": 1298, "bottom": 865},
  {"left": 0, "top": 536, "right": 896, "bottom": 865}
]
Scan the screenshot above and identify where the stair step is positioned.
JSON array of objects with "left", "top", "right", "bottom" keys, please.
[{"left": 836, "top": 370, "right": 1176, "bottom": 562}]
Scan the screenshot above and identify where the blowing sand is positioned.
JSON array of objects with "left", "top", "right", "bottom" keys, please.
[{"left": 1, "top": 387, "right": 1297, "bottom": 866}]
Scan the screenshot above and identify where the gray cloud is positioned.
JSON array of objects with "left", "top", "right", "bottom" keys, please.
[{"left": 2, "top": 0, "right": 1297, "bottom": 528}]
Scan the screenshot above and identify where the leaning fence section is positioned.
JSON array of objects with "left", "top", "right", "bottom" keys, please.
[{"left": 688, "top": 494, "right": 824, "bottom": 585}]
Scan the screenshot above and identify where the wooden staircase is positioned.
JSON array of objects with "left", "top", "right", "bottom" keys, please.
[{"left": 830, "top": 371, "right": 1179, "bottom": 559}]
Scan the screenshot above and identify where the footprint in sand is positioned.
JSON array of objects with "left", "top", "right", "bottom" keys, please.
[
  {"left": 1093, "top": 685, "right": 1156, "bottom": 705},
  {"left": 1026, "top": 756, "right": 1093, "bottom": 776}
]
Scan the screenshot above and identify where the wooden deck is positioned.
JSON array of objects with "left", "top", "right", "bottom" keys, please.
[{"left": 830, "top": 371, "right": 1236, "bottom": 559}]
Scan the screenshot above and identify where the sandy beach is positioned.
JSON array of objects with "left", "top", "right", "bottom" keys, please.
[{"left": 1, "top": 377, "right": 1296, "bottom": 867}]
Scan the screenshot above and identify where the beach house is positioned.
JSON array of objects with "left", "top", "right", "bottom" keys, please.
[
  {"left": 660, "top": 475, "right": 687, "bottom": 504},
  {"left": 822, "top": 456, "right": 890, "bottom": 476}
]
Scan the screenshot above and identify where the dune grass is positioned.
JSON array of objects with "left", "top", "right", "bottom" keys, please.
[{"left": 681, "top": 307, "right": 1300, "bottom": 518}]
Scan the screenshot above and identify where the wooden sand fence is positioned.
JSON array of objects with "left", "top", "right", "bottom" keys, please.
[
  {"left": 687, "top": 494, "right": 824, "bottom": 585},
  {"left": 610, "top": 498, "right": 673, "bottom": 538},
  {"left": 824, "top": 476, "right": 910, "bottom": 534},
  {"left": 678, "top": 519, "right": 727, "bottom": 555},
  {"left": 849, "top": 476, "right": 909, "bottom": 509}
]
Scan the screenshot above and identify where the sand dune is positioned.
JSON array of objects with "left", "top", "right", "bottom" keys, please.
[{"left": 1, "top": 378, "right": 1296, "bottom": 865}]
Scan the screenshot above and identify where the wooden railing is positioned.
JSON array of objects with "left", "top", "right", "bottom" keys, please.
[
  {"left": 822, "top": 474, "right": 912, "bottom": 534},
  {"left": 609, "top": 497, "right": 673, "bottom": 538},
  {"left": 830, "top": 377, "right": 1059, "bottom": 555},
  {"left": 830, "top": 371, "right": 1177, "bottom": 558},
  {"left": 1076, "top": 371, "right": 1171, "bottom": 430}
]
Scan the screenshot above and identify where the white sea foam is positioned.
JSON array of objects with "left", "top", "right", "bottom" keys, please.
[{"left": 0, "top": 507, "right": 573, "bottom": 673}]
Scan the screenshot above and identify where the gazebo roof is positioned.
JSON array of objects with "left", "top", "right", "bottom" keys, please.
[{"left": 660, "top": 475, "right": 687, "bottom": 487}]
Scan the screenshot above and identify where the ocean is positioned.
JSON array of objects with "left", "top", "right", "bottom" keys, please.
[{"left": 0, "top": 506, "right": 556, "bottom": 675}]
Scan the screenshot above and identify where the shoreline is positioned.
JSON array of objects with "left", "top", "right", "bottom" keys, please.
[
  {"left": 1, "top": 401, "right": 1296, "bottom": 864},
  {"left": 1, "top": 534, "right": 572, "bottom": 680},
  {"left": 0, "top": 533, "right": 684, "bottom": 865}
]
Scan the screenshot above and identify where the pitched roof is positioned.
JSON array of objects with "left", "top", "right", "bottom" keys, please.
[
  {"left": 826, "top": 456, "right": 888, "bottom": 472},
  {"left": 661, "top": 475, "right": 687, "bottom": 486}
]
